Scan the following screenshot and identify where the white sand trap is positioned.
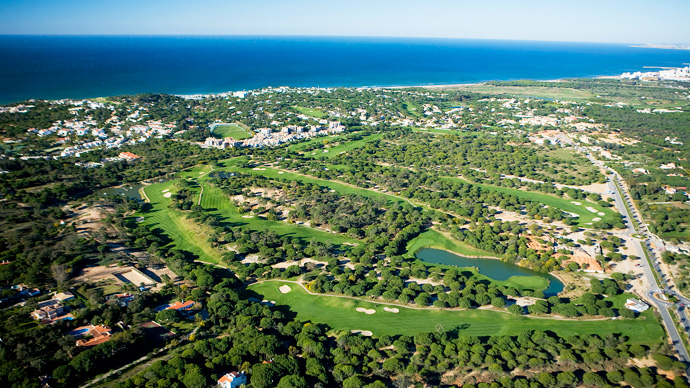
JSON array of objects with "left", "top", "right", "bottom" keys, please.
[
  {"left": 162, "top": 189, "right": 170, "bottom": 193},
  {"left": 570, "top": 201, "right": 582, "bottom": 205},
  {"left": 241, "top": 215, "right": 254, "bottom": 218},
  {"left": 278, "top": 171, "right": 284, "bottom": 174},
  {"left": 351, "top": 330, "right": 373, "bottom": 336},
  {"left": 383, "top": 307, "right": 399, "bottom": 313},
  {"left": 199, "top": 172, "right": 205, "bottom": 174},
  {"left": 592, "top": 217, "right": 602, "bottom": 222},
  {"left": 252, "top": 167, "right": 266, "bottom": 171},
  {"left": 586, "top": 206, "right": 597, "bottom": 213},
  {"left": 135, "top": 217, "right": 144, "bottom": 222},
  {"left": 598, "top": 212, "right": 605, "bottom": 216},
  {"left": 163, "top": 192, "right": 172, "bottom": 198},
  {"left": 356, "top": 307, "right": 376, "bottom": 315},
  {"left": 279, "top": 285, "right": 292, "bottom": 294}
]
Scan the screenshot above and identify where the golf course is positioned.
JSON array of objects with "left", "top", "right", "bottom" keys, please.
[{"left": 248, "top": 280, "right": 664, "bottom": 342}]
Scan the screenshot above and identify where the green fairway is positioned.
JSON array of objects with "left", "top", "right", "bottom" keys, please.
[
  {"left": 305, "top": 133, "right": 384, "bottom": 159},
  {"left": 294, "top": 106, "right": 327, "bottom": 118},
  {"left": 448, "top": 176, "right": 619, "bottom": 225},
  {"left": 197, "top": 179, "right": 357, "bottom": 248},
  {"left": 137, "top": 180, "right": 223, "bottom": 263},
  {"left": 248, "top": 281, "right": 664, "bottom": 343},
  {"left": 211, "top": 123, "right": 254, "bottom": 139},
  {"left": 217, "top": 162, "right": 409, "bottom": 206},
  {"left": 405, "top": 229, "right": 494, "bottom": 258}
]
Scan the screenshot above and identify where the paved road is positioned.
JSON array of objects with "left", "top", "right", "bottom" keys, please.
[{"left": 606, "top": 171, "right": 690, "bottom": 363}]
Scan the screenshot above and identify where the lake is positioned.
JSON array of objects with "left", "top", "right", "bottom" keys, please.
[{"left": 416, "top": 248, "right": 564, "bottom": 297}]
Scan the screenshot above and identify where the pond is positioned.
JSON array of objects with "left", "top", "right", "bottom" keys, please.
[
  {"left": 96, "top": 183, "right": 146, "bottom": 200},
  {"left": 416, "top": 248, "right": 564, "bottom": 297}
]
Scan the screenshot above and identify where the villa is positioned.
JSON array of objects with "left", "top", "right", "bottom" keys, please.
[{"left": 218, "top": 371, "right": 247, "bottom": 388}]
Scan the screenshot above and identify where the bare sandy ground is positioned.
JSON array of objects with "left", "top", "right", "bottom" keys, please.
[
  {"left": 272, "top": 258, "right": 328, "bottom": 269},
  {"left": 279, "top": 285, "right": 292, "bottom": 294}
]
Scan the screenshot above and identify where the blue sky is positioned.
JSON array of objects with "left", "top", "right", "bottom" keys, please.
[{"left": 0, "top": 0, "right": 688, "bottom": 44}]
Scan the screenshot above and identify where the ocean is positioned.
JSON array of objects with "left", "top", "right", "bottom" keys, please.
[{"left": 1, "top": 35, "right": 690, "bottom": 104}]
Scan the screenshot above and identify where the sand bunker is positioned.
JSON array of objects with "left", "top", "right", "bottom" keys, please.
[
  {"left": 241, "top": 215, "right": 254, "bottom": 218},
  {"left": 592, "top": 217, "right": 602, "bottom": 222},
  {"left": 199, "top": 172, "right": 205, "bottom": 174},
  {"left": 162, "top": 189, "right": 170, "bottom": 193},
  {"left": 586, "top": 206, "right": 597, "bottom": 213},
  {"left": 598, "top": 212, "right": 605, "bottom": 216},
  {"left": 356, "top": 307, "right": 376, "bottom": 315},
  {"left": 351, "top": 330, "right": 373, "bottom": 336},
  {"left": 383, "top": 307, "right": 399, "bottom": 313},
  {"left": 135, "top": 217, "right": 144, "bottom": 222},
  {"left": 570, "top": 201, "right": 582, "bottom": 205},
  {"left": 252, "top": 168, "right": 266, "bottom": 171},
  {"left": 279, "top": 285, "right": 292, "bottom": 294},
  {"left": 163, "top": 192, "right": 172, "bottom": 198},
  {"left": 278, "top": 171, "right": 284, "bottom": 174}
]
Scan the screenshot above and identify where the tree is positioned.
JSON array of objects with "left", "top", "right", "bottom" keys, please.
[
  {"left": 277, "top": 375, "right": 307, "bottom": 388},
  {"left": 582, "top": 372, "right": 605, "bottom": 387},
  {"left": 343, "top": 375, "right": 366, "bottom": 388},
  {"left": 508, "top": 304, "right": 523, "bottom": 315},
  {"left": 182, "top": 370, "right": 207, "bottom": 388}
]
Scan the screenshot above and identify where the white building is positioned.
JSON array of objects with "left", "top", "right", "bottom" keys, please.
[
  {"left": 625, "top": 298, "right": 649, "bottom": 313},
  {"left": 218, "top": 371, "right": 247, "bottom": 388}
]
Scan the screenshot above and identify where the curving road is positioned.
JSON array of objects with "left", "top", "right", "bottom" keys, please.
[{"left": 605, "top": 168, "right": 690, "bottom": 364}]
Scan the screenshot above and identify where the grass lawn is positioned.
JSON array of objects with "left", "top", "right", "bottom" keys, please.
[
  {"left": 211, "top": 123, "right": 253, "bottom": 139},
  {"left": 247, "top": 281, "right": 664, "bottom": 343},
  {"left": 448, "top": 176, "right": 619, "bottom": 225},
  {"left": 294, "top": 106, "right": 327, "bottom": 118}
]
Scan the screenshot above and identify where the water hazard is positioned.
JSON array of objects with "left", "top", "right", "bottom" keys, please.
[{"left": 416, "top": 248, "right": 564, "bottom": 297}]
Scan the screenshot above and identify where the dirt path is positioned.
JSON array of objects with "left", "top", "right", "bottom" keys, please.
[
  {"left": 252, "top": 279, "right": 610, "bottom": 321},
  {"left": 139, "top": 186, "right": 150, "bottom": 203}
]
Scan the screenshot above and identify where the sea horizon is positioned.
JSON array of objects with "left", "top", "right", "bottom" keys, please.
[{"left": 2, "top": 35, "right": 690, "bottom": 104}]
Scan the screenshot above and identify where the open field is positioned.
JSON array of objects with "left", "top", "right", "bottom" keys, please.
[
  {"left": 211, "top": 123, "right": 253, "bottom": 139},
  {"left": 294, "top": 106, "right": 327, "bottom": 118},
  {"left": 248, "top": 281, "right": 665, "bottom": 342},
  {"left": 448, "top": 176, "right": 619, "bottom": 225}
]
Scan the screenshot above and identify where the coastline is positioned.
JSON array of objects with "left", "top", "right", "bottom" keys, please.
[{"left": 6, "top": 76, "right": 625, "bottom": 105}]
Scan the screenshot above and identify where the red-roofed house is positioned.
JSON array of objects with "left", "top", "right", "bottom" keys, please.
[
  {"left": 73, "top": 324, "right": 112, "bottom": 347},
  {"left": 218, "top": 371, "right": 247, "bottom": 388},
  {"left": 118, "top": 151, "right": 140, "bottom": 160},
  {"left": 168, "top": 300, "right": 196, "bottom": 312}
]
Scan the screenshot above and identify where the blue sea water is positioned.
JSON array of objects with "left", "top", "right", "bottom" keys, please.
[{"left": 1, "top": 35, "right": 690, "bottom": 104}]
